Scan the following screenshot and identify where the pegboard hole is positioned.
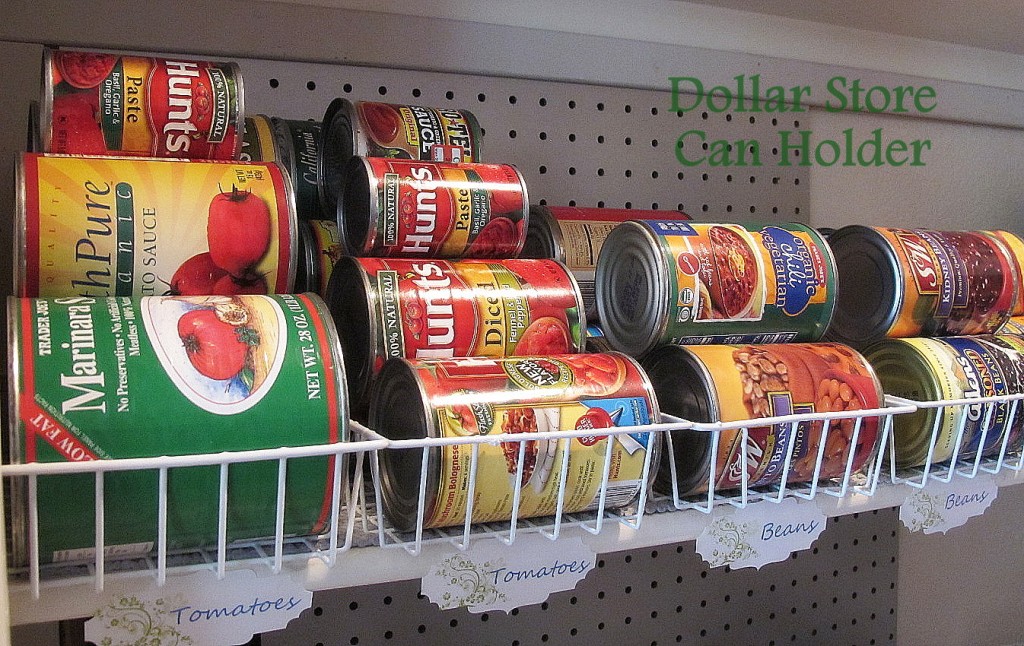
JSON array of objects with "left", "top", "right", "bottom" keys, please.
[
  {"left": 450, "top": 619, "right": 458, "bottom": 628},
  {"left": 652, "top": 170, "right": 659, "bottom": 179},
  {"left": 509, "top": 130, "right": 517, "bottom": 139},
  {"left": 652, "top": 202, "right": 659, "bottom": 209},
  {"left": 677, "top": 172, "right": 684, "bottom": 180},
  {"left": 383, "top": 596, "right": 392, "bottom": 605},
  {"left": 701, "top": 173, "right": 709, "bottom": 181},
  {"left": 269, "top": 78, "right": 279, "bottom": 88},
  {"left": 509, "top": 95, "right": 518, "bottom": 104},
  {"left": 568, "top": 133, "right": 577, "bottom": 142},
  {"left": 568, "top": 167, "right": 577, "bottom": 175},
  {"left": 625, "top": 137, "right": 633, "bottom": 145},
  {"left": 598, "top": 168, "right": 605, "bottom": 176},
  {"left": 568, "top": 100, "right": 577, "bottom": 109},
  {"left": 597, "top": 102, "right": 605, "bottom": 111},
  {"left": 477, "top": 93, "right": 486, "bottom": 102},
  {"left": 625, "top": 104, "right": 632, "bottom": 113},
  {"left": 569, "top": 199, "right": 577, "bottom": 206},
  {"left": 597, "top": 200, "right": 606, "bottom": 207},
  {"left": 313, "top": 607, "right": 323, "bottom": 616},
  {"left": 412, "top": 88, "right": 421, "bottom": 97},
  {"left": 539, "top": 165, "right": 547, "bottom": 174},
  {"left": 625, "top": 201, "right": 633, "bottom": 208},
  {"left": 446, "top": 90, "right": 455, "bottom": 100},
  {"left": 306, "top": 81, "right": 316, "bottom": 91},
  {"left": 383, "top": 631, "right": 392, "bottom": 640},
  {"left": 749, "top": 116, "right": 756, "bottom": 124},
  {"left": 701, "top": 111, "right": 709, "bottom": 120},
  {"left": 624, "top": 585, "right": 632, "bottom": 594},
  {"left": 378, "top": 85, "right": 388, "bottom": 96},
  {"left": 597, "top": 135, "right": 606, "bottom": 143},
  {"left": 726, "top": 113, "right": 733, "bottom": 121},
  {"left": 343, "top": 83, "right": 353, "bottom": 93},
  {"left": 539, "top": 97, "right": 548, "bottom": 106},
  {"left": 625, "top": 169, "right": 633, "bottom": 178},
  {"left": 652, "top": 107, "right": 659, "bottom": 115},
  {"left": 350, "top": 638, "right": 358, "bottom": 645},
  {"left": 651, "top": 139, "right": 659, "bottom": 147},
  {"left": 539, "top": 132, "right": 547, "bottom": 140},
  {"left": 570, "top": 628, "right": 578, "bottom": 636},
  {"left": 417, "top": 625, "right": 426, "bottom": 633},
  {"left": 598, "top": 622, "right": 606, "bottom": 630}
]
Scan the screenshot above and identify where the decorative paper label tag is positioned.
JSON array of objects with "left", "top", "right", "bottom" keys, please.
[
  {"left": 84, "top": 569, "right": 312, "bottom": 646},
  {"left": 899, "top": 474, "right": 998, "bottom": 534},
  {"left": 696, "top": 497, "right": 827, "bottom": 569},
  {"left": 421, "top": 535, "right": 596, "bottom": 613}
]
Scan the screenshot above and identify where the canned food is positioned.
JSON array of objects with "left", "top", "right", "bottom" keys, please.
[
  {"left": 520, "top": 205, "right": 692, "bottom": 319},
  {"left": 41, "top": 48, "right": 244, "bottom": 159},
  {"left": 296, "top": 219, "right": 344, "bottom": 295},
  {"left": 271, "top": 117, "right": 323, "bottom": 220},
  {"left": 983, "top": 230, "right": 1024, "bottom": 315},
  {"left": 318, "top": 98, "right": 483, "bottom": 222},
  {"left": 585, "top": 324, "right": 616, "bottom": 354},
  {"left": 27, "top": 101, "right": 41, "bottom": 152},
  {"left": 239, "top": 115, "right": 278, "bottom": 162},
  {"left": 339, "top": 157, "right": 528, "bottom": 258},
  {"left": 596, "top": 221, "right": 836, "bottom": 356},
  {"left": 7, "top": 293, "right": 347, "bottom": 565},
  {"left": 828, "top": 226, "right": 1018, "bottom": 346},
  {"left": 1000, "top": 315, "right": 1024, "bottom": 335},
  {"left": 369, "top": 353, "right": 659, "bottom": 531},
  {"left": 865, "top": 336, "right": 1024, "bottom": 467},
  {"left": 643, "top": 342, "right": 883, "bottom": 495},
  {"left": 16, "top": 153, "right": 297, "bottom": 298},
  {"left": 327, "top": 257, "right": 585, "bottom": 413}
]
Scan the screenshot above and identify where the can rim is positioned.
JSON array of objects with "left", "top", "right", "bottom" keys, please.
[
  {"left": 228, "top": 61, "right": 246, "bottom": 161},
  {"left": 302, "top": 293, "right": 351, "bottom": 441},
  {"left": 461, "top": 107, "right": 484, "bottom": 161},
  {"left": 6, "top": 297, "right": 28, "bottom": 567},
  {"left": 796, "top": 223, "right": 839, "bottom": 341},
  {"left": 325, "top": 257, "right": 378, "bottom": 414},
  {"left": 38, "top": 49, "right": 54, "bottom": 153},
  {"left": 14, "top": 154, "right": 29, "bottom": 296},
  {"left": 338, "top": 156, "right": 375, "bottom": 255},
  {"left": 317, "top": 98, "right": 359, "bottom": 221},
  {"left": 522, "top": 205, "right": 566, "bottom": 263},
  {"left": 552, "top": 259, "right": 589, "bottom": 352},
  {"left": 295, "top": 220, "right": 318, "bottom": 293},
  {"left": 507, "top": 164, "right": 530, "bottom": 258},
  {"left": 269, "top": 160, "right": 301, "bottom": 292},
  {"left": 248, "top": 115, "right": 279, "bottom": 162}
]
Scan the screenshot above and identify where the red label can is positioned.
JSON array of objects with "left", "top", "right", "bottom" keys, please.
[{"left": 340, "top": 157, "right": 528, "bottom": 258}]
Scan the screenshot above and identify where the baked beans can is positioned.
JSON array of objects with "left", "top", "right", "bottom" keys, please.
[
  {"left": 271, "top": 117, "right": 323, "bottom": 220},
  {"left": 7, "top": 293, "right": 347, "bottom": 565},
  {"left": 865, "top": 336, "right": 1024, "bottom": 467},
  {"left": 339, "top": 157, "right": 528, "bottom": 258},
  {"left": 595, "top": 221, "right": 836, "bottom": 357},
  {"left": 41, "top": 48, "right": 244, "bottom": 160},
  {"left": 368, "top": 353, "right": 659, "bottom": 531},
  {"left": 827, "top": 226, "right": 1018, "bottom": 346},
  {"left": 642, "top": 342, "right": 883, "bottom": 495},
  {"left": 326, "top": 257, "right": 585, "bottom": 413},
  {"left": 16, "top": 153, "right": 298, "bottom": 298},
  {"left": 296, "top": 219, "right": 344, "bottom": 294},
  {"left": 520, "top": 205, "right": 692, "bottom": 319},
  {"left": 239, "top": 115, "right": 279, "bottom": 162},
  {"left": 318, "top": 98, "right": 483, "bottom": 223},
  {"left": 983, "top": 230, "right": 1024, "bottom": 315}
]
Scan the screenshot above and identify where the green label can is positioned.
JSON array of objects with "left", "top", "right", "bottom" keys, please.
[{"left": 8, "top": 293, "right": 348, "bottom": 565}]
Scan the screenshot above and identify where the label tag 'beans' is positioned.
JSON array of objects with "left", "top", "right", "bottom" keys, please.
[
  {"left": 899, "top": 474, "right": 998, "bottom": 534},
  {"left": 695, "top": 497, "right": 828, "bottom": 569}
]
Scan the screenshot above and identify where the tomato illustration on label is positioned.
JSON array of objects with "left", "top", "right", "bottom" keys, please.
[
  {"left": 55, "top": 51, "right": 116, "bottom": 89},
  {"left": 468, "top": 217, "right": 519, "bottom": 256},
  {"left": 516, "top": 316, "right": 573, "bottom": 355},
  {"left": 51, "top": 93, "right": 106, "bottom": 154},
  {"left": 208, "top": 186, "right": 272, "bottom": 277},
  {"left": 362, "top": 102, "right": 402, "bottom": 144},
  {"left": 177, "top": 309, "right": 259, "bottom": 380},
  {"left": 170, "top": 252, "right": 228, "bottom": 295}
]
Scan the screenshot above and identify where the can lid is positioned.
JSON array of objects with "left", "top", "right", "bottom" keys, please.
[
  {"left": 324, "top": 257, "right": 377, "bottom": 416},
  {"left": 338, "top": 156, "right": 374, "bottom": 255},
  {"left": 294, "top": 220, "right": 318, "bottom": 293},
  {"left": 521, "top": 205, "right": 566, "bottom": 262},
  {"left": 318, "top": 98, "right": 358, "bottom": 223},
  {"left": 826, "top": 225, "right": 901, "bottom": 347}
]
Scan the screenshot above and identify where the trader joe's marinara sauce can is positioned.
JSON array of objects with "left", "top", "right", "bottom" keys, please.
[
  {"left": 16, "top": 153, "right": 297, "bottom": 298},
  {"left": 7, "top": 293, "right": 347, "bottom": 565}
]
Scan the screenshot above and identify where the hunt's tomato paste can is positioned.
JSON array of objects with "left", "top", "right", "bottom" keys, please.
[
  {"left": 41, "top": 48, "right": 244, "bottom": 159},
  {"left": 340, "top": 157, "right": 528, "bottom": 258},
  {"left": 827, "top": 226, "right": 1018, "bottom": 346},
  {"left": 327, "top": 257, "right": 585, "bottom": 414},
  {"left": 595, "top": 221, "right": 836, "bottom": 356},
  {"left": 521, "top": 205, "right": 692, "bottom": 320},
  {"left": 271, "top": 117, "right": 323, "bottom": 220},
  {"left": 369, "top": 353, "right": 659, "bottom": 531},
  {"left": 296, "top": 219, "right": 344, "bottom": 295},
  {"left": 643, "top": 342, "right": 883, "bottom": 495},
  {"left": 239, "top": 115, "right": 279, "bottom": 162},
  {"left": 16, "top": 153, "right": 297, "bottom": 298},
  {"left": 318, "top": 98, "right": 483, "bottom": 221},
  {"left": 7, "top": 293, "right": 347, "bottom": 565}
]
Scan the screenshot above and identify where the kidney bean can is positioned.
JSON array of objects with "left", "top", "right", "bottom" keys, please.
[
  {"left": 41, "top": 48, "right": 244, "bottom": 159},
  {"left": 239, "top": 115, "right": 279, "bottom": 162},
  {"left": 369, "top": 353, "right": 659, "bottom": 531},
  {"left": 16, "top": 153, "right": 297, "bottom": 298},
  {"left": 7, "top": 293, "right": 347, "bottom": 565},
  {"left": 983, "top": 230, "right": 1024, "bottom": 315},
  {"left": 521, "top": 206, "right": 692, "bottom": 319},
  {"left": 596, "top": 220, "right": 836, "bottom": 356},
  {"left": 828, "top": 226, "right": 1018, "bottom": 346},
  {"left": 327, "top": 257, "right": 585, "bottom": 413},
  {"left": 643, "top": 342, "right": 882, "bottom": 495},
  {"left": 296, "top": 219, "right": 344, "bottom": 295},
  {"left": 340, "top": 157, "right": 528, "bottom": 258},
  {"left": 271, "top": 117, "right": 323, "bottom": 220},
  {"left": 318, "top": 98, "right": 483, "bottom": 223}
]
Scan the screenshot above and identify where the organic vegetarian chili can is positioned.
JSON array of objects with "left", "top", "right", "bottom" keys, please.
[
  {"left": 239, "top": 115, "right": 279, "bottom": 162},
  {"left": 296, "top": 219, "right": 344, "bottom": 295},
  {"left": 16, "top": 153, "right": 297, "bottom": 298},
  {"left": 7, "top": 293, "right": 347, "bottom": 566},
  {"left": 865, "top": 336, "right": 1024, "bottom": 468},
  {"left": 827, "top": 226, "right": 1017, "bottom": 346},
  {"left": 318, "top": 98, "right": 483, "bottom": 223},
  {"left": 41, "top": 48, "right": 244, "bottom": 159},
  {"left": 271, "top": 117, "right": 323, "bottom": 220},
  {"left": 983, "top": 230, "right": 1024, "bottom": 315},
  {"left": 327, "top": 257, "right": 585, "bottom": 415},
  {"left": 643, "top": 342, "right": 883, "bottom": 496},
  {"left": 369, "top": 353, "right": 659, "bottom": 532},
  {"left": 339, "top": 157, "right": 528, "bottom": 258},
  {"left": 595, "top": 221, "right": 836, "bottom": 357},
  {"left": 520, "top": 206, "right": 692, "bottom": 320}
]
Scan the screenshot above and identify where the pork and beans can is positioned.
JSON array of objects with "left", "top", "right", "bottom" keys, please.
[
  {"left": 41, "top": 48, "right": 244, "bottom": 159},
  {"left": 521, "top": 205, "right": 692, "bottom": 319},
  {"left": 865, "top": 335, "right": 1024, "bottom": 468},
  {"left": 295, "top": 219, "right": 344, "bottom": 295},
  {"left": 16, "top": 153, "right": 297, "bottom": 298},
  {"left": 318, "top": 98, "right": 483, "bottom": 222},
  {"left": 271, "top": 117, "right": 323, "bottom": 220},
  {"left": 827, "top": 226, "right": 1018, "bottom": 346},
  {"left": 595, "top": 221, "right": 836, "bottom": 356},
  {"left": 7, "top": 293, "right": 347, "bottom": 565},
  {"left": 239, "top": 115, "right": 279, "bottom": 162},
  {"left": 369, "top": 353, "right": 659, "bottom": 531},
  {"left": 339, "top": 156, "right": 528, "bottom": 258},
  {"left": 642, "top": 342, "right": 883, "bottom": 496},
  {"left": 326, "top": 257, "right": 585, "bottom": 412}
]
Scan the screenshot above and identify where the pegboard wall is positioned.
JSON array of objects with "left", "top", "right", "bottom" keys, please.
[{"left": 263, "top": 509, "right": 898, "bottom": 646}]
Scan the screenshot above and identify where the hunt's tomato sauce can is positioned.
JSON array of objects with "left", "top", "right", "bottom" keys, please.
[
  {"left": 521, "top": 205, "right": 692, "bottom": 320},
  {"left": 643, "top": 342, "right": 883, "bottom": 495},
  {"left": 340, "top": 157, "right": 528, "bottom": 258},
  {"left": 318, "top": 98, "right": 483, "bottom": 221},
  {"left": 596, "top": 221, "right": 836, "bottom": 356},
  {"left": 327, "top": 257, "right": 585, "bottom": 413},
  {"left": 7, "top": 293, "right": 347, "bottom": 565},
  {"left": 369, "top": 353, "right": 659, "bottom": 531},
  {"left": 41, "top": 48, "right": 244, "bottom": 159},
  {"left": 16, "top": 153, "right": 297, "bottom": 298},
  {"left": 828, "top": 226, "right": 1018, "bottom": 346}
]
